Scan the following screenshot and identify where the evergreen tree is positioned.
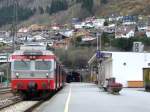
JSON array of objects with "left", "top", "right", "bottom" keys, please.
[
  {"left": 46, "top": 5, "right": 51, "bottom": 14},
  {"left": 0, "top": 5, "right": 35, "bottom": 26},
  {"left": 81, "top": 0, "right": 93, "bottom": 13},
  {"left": 38, "top": 7, "right": 44, "bottom": 14},
  {"left": 101, "top": 0, "right": 108, "bottom": 4},
  {"left": 47, "top": 0, "right": 68, "bottom": 15}
]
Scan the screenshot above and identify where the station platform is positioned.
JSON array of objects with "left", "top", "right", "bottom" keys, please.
[{"left": 34, "top": 83, "right": 150, "bottom": 112}]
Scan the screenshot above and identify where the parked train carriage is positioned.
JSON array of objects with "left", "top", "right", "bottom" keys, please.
[{"left": 9, "top": 44, "right": 66, "bottom": 97}]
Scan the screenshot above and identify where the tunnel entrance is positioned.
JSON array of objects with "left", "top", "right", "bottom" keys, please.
[{"left": 66, "top": 71, "right": 82, "bottom": 83}]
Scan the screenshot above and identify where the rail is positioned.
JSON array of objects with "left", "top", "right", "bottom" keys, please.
[
  {"left": 0, "top": 87, "right": 11, "bottom": 94},
  {"left": 0, "top": 96, "right": 22, "bottom": 110}
]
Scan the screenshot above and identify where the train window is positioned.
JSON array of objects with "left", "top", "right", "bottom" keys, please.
[
  {"left": 35, "top": 61, "right": 52, "bottom": 70},
  {"left": 14, "top": 61, "right": 31, "bottom": 70}
]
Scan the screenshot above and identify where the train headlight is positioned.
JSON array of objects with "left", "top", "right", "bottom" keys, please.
[
  {"left": 16, "top": 73, "right": 19, "bottom": 78},
  {"left": 46, "top": 73, "right": 49, "bottom": 78}
]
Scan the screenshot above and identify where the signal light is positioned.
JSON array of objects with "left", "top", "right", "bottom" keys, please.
[{"left": 28, "top": 56, "right": 36, "bottom": 60}]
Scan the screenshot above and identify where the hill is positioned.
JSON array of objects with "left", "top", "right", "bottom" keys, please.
[{"left": 0, "top": 0, "right": 150, "bottom": 28}]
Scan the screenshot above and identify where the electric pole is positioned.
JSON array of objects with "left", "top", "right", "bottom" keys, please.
[{"left": 12, "top": 0, "right": 18, "bottom": 53}]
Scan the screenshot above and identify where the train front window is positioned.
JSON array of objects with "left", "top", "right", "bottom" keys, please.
[
  {"left": 14, "top": 61, "right": 30, "bottom": 70},
  {"left": 35, "top": 61, "right": 52, "bottom": 70}
]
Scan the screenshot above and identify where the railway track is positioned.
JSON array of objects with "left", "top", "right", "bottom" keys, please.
[
  {"left": 0, "top": 96, "right": 22, "bottom": 111},
  {"left": 0, "top": 88, "right": 61, "bottom": 112},
  {"left": 0, "top": 87, "right": 11, "bottom": 94},
  {"left": 0, "top": 96, "right": 48, "bottom": 112},
  {"left": 0, "top": 100, "right": 39, "bottom": 112}
]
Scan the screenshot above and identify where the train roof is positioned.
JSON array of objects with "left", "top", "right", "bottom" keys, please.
[
  {"left": 20, "top": 42, "right": 47, "bottom": 51},
  {"left": 11, "top": 50, "right": 55, "bottom": 56},
  {"left": 11, "top": 42, "right": 55, "bottom": 56}
]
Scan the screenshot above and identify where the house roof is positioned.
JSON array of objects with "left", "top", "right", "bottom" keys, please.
[{"left": 116, "top": 25, "right": 136, "bottom": 35}]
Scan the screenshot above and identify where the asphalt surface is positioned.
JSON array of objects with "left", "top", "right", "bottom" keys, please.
[{"left": 34, "top": 83, "right": 150, "bottom": 112}]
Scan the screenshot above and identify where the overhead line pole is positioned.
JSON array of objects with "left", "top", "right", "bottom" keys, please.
[{"left": 12, "top": 0, "right": 18, "bottom": 53}]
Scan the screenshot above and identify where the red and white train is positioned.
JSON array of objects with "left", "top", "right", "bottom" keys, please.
[{"left": 9, "top": 43, "right": 66, "bottom": 97}]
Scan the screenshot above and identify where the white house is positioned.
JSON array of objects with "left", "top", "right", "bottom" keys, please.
[
  {"left": 115, "top": 25, "right": 135, "bottom": 38},
  {"left": 82, "top": 36, "right": 96, "bottom": 42},
  {"left": 59, "top": 30, "right": 74, "bottom": 38},
  {"left": 74, "top": 23, "right": 83, "bottom": 29},
  {"left": 146, "top": 26, "right": 150, "bottom": 37},
  {"left": 88, "top": 51, "right": 150, "bottom": 87},
  {"left": 33, "top": 35, "right": 46, "bottom": 41},
  {"left": 92, "top": 19, "right": 105, "bottom": 28},
  {"left": 122, "top": 21, "right": 136, "bottom": 25},
  {"left": 0, "top": 31, "right": 10, "bottom": 38}
]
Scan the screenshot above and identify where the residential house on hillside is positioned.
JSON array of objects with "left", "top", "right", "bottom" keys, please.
[
  {"left": 52, "top": 29, "right": 74, "bottom": 48},
  {"left": 92, "top": 19, "right": 105, "bottom": 29},
  {"left": 51, "top": 24, "right": 61, "bottom": 31},
  {"left": 74, "top": 17, "right": 105, "bottom": 29},
  {"left": 17, "top": 27, "right": 29, "bottom": 38},
  {"left": 28, "top": 24, "right": 48, "bottom": 32},
  {"left": 74, "top": 29, "right": 90, "bottom": 37},
  {"left": 0, "top": 31, "right": 10, "bottom": 38},
  {"left": 104, "top": 24, "right": 116, "bottom": 34},
  {"left": 115, "top": 25, "right": 136, "bottom": 38},
  {"left": 74, "top": 22, "right": 83, "bottom": 29},
  {"left": 146, "top": 26, "right": 150, "bottom": 37},
  {"left": 59, "top": 29, "right": 74, "bottom": 38},
  {"left": 71, "top": 18, "right": 81, "bottom": 24},
  {"left": 137, "top": 21, "right": 147, "bottom": 32},
  {"left": 82, "top": 35, "right": 96, "bottom": 42},
  {"left": 122, "top": 16, "right": 137, "bottom": 25}
]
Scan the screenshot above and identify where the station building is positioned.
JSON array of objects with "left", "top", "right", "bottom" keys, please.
[{"left": 88, "top": 51, "right": 150, "bottom": 87}]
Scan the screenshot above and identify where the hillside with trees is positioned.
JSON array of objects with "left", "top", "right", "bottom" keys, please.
[{"left": 0, "top": 0, "right": 150, "bottom": 27}]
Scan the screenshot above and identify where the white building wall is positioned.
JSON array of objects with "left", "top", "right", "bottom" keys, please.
[
  {"left": 104, "top": 58, "right": 112, "bottom": 79},
  {"left": 111, "top": 52, "right": 150, "bottom": 87},
  {"left": 146, "top": 31, "right": 150, "bottom": 37}
]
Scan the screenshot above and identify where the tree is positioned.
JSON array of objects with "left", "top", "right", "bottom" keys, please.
[
  {"left": 38, "top": 7, "right": 44, "bottom": 14},
  {"left": 112, "top": 38, "right": 134, "bottom": 51},
  {"left": 46, "top": 5, "right": 51, "bottom": 14},
  {"left": 104, "top": 21, "right": 108, "bottom": 26},
  {"left": 54, "top": 47, "right": 95, "bottom": 69},
  {"left": 0, "top": 5, "right": 35, "bottom": 27},
  {"left": 101, "top": 0, "right": 108, "bottom": 4},
  {"left": 81, "top": 0, "right": 93, "bottom": 13},
  {"left": 48, "top": 0, "right": 68, "bottom": 15}
]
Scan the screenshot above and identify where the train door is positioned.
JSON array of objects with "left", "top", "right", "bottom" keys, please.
[
  {"left": 55, "top": 62, "right": 58, "bottom": 89},
  {"left": 57, "top": 64, "right": 60, "bottom": 89},
  {"left": 62, "top": 70, "right": 64, "bottom": 85},
  {"left": 58, "top": 65, "right": 61, "bottom": 88},
  {"left": 143, "top": 68, "right": 150, "bottom": 90},
  {"left": 60, "top": 67, "right": 63, "bottom": 87}
]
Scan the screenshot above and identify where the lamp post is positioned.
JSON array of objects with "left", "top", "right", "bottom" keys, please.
[
  {"left": 96, "top": 32, "right": 103, "bottom": 87},
  {"left": 109, "top": 38, "right": 113, "bottom": 50},
  {"left": 96, "top": 33, "right": 101, "bottom": 50}
]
